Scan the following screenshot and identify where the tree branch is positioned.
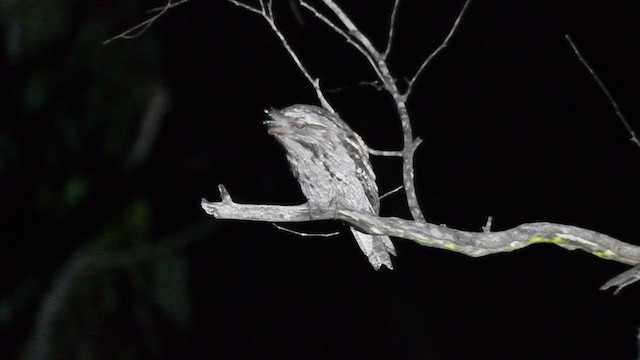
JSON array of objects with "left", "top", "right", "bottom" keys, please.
[
  {"left": 226, "top": 0, "right": 473, "bottom": 223},
  {"left": 227, "top": 0, "right": 262, "bottom": 14},
  {"left": 227, "top": 0, "right": 334, "bottom": 112},
  {"left": 299, "top": 1, "right": 383, "bottom": 80},
  {"left": 304, "top": 0, "right": 425, "bottom": 221},
  {"left": 202, "top": 185, "right": 640, "bottom": 290},
  {"left": 207, "top": 2, "right": 640, "bottom": 293},
  {"left": 383, "top": 0, "right": 400, "bottom": 59},
  {"left": 565, "top": 34, "right": 640, "bottom": 149},
  {"left": 560, "top": 35, "right": 639, "bottom": 293},
  {"left": 103, "top": 0, "right": 189, "bottom": 44},
  {"left": 406, "top": 0, "right": 472, "bottom": 96}
]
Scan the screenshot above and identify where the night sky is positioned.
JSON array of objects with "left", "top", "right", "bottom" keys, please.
[{"left": 6, "top": 0, "right": 640, "bottom": 359}]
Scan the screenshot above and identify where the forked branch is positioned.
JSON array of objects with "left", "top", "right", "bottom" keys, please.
[
  {"left": 213, "top": 2, "right": 639, "bottom": 293},
  {"left": 301, "top": 0, "right": 427, "bottom": 222},
  {"left": 229, "top": 0, "right": 471, "bottom": 222}
]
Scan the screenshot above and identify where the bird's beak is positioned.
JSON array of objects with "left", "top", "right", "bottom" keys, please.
[
  {"left": 263, "top": 108, "right": 287, "bottom": 135},
  {"left": 265, "top": 125, "right": 286, "bottom": 135}
]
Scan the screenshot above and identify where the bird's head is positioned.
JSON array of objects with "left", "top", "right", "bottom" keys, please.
[{"left": 264, "top": 104, "right": 346, "bottom": 140}]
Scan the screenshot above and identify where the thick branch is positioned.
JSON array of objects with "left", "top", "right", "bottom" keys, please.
[
  {"left": 202, "top": 185, "right": 640, "bottom": 292},
  {"left": 201, "top": 188, "right": 639, "bottom": 263}
]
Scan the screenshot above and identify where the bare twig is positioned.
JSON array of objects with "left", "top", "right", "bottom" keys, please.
[
  {"left": 383, "top": 0, "right": 401, "bottom": 59},
  {"left": 379, "top": 185, "right": 403, "bottom": 201},
  {"left": 103, "top": 0, "right": 188, "bottom": 44},
  {"left": 358, "top": 80, "right": 387, "bottom": 91},
  {"left": 272, "top": 223, "right": 341, "bottom": 237},
  {"left": 202, "top": 185, "right": 640, "bottom": 277},
  {"left": 406, "top": 0, "right": 473, "bottom": 96},
  {"left": 565, "top": 34, "right": 640, "bottom": 149},
  {"left": 327, "top": 80, "right": 386, "bottom": 93},
  {"left": 299, "top": 1, "right": 381, "bottom": 79},
  {"left": 600, "top": 265, "right": 640, "bottom": 294},
  {"left": 483, "top": 216, "right": 493, "bottom": 233},
  {"left": 227, "top": 0, "right": 334, "bottom": 112},
  {"left": 367, "top": 147, "right": 403, "bottom": 156},
  {"left": 319, "top": 0, "right": 379, "bottom": 59},
  {"left": 228, "top": 0, "right": 262, "bottom": 14}
]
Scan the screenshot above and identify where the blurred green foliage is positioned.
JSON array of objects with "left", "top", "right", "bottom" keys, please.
[{"left": 0, "top": 1, "right": 198, "bottom": 359}]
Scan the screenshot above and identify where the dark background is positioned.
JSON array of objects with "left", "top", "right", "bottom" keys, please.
[{"left": 1, "top": 0, "right": 639, "bottom": 359}]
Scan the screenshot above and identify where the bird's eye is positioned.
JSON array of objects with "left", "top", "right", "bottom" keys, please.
[{"left": 293, "top": 120, "right": 306, "bottom": 129}]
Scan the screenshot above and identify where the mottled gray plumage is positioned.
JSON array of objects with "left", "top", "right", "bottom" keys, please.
[{"left": 265, "top": 104, "right": 395, "bottom": 269}]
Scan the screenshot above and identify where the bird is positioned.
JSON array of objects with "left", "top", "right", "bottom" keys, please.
[{"left": 264, "top": 104, "right": 395, "bottom": 269}]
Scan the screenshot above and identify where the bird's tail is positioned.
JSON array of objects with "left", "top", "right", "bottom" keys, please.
[{"left": 349, "top": 228, "right": 396, "bottom": 270}]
